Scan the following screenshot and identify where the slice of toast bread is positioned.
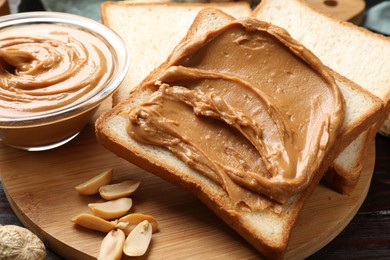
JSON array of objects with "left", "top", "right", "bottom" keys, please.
[
  {"left": 100, "top": 1, "right": 252, "bottom": 106},
  {"left": 253, "top": 0, "right": 390, "bottom": 193},
  {"left": 101, "top": 1, "right": 384, "bottom": 194},
  {"left": 96, "top": 8, "right": 383, "bottom": 259}
]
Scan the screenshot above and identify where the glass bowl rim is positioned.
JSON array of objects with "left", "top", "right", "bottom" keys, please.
[{"left": 0, "top": 11, "right": 129, "bottom": 127}]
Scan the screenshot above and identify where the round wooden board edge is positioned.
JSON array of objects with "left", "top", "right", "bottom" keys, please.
[
  {"left": 3, "top": 186, "right": 95, "bottom": 260},
  {"left": 286, "top": 142, "right": 375, "bottom": 258}
]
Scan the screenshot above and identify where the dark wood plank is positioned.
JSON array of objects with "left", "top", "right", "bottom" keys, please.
[{"left": 309, "top": 134, "right": 390, "bottom": 259}]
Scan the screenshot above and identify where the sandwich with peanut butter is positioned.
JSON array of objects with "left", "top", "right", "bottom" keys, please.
[{"left": 96, "top": 8, "right": 384, "bottom": 259}]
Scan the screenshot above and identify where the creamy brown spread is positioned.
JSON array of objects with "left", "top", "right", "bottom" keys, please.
[
  {"left": 127, "top": 18, "right": 344, "bottom": 211},
  {"left": 0, "top": 24, "right": 111, "bottom": 117}
]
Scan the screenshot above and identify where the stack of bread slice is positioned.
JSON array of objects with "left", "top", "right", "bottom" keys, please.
[{"left": 96, "top": 1, "right": 388, "bottom": 259}]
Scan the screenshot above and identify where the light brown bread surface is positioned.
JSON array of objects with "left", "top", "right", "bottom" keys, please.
[
  {"left": 253, "top": 0, "right": 390, "bottom": 193},
  {"left": 96, "top": 7, "right": 383, "bottom": 258},
  {"left": 100, "top": 1, "right": 252, "bottom": 106}
]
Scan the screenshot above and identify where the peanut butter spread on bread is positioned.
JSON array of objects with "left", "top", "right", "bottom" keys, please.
[{"left": 127, "top": 18, "right": 344, "bottom": 211}]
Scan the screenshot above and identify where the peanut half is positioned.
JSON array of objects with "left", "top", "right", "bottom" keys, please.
[
  {"left": 123, "top": 220, "right": 152, "bottom": 257},
  {"left": 117, "top": 213, "right": 158, "bottom": 235},
  {"left": 88, "top": 197, "right": 133, "bottom": 220},
  {"left": 97, "top": 229, "right": 125, "bottom": 260},
  {"left": 75, "top": 169, "right": 113, "bottom": 195},
  {"left": 99, "top": 180, "right": 141, "bottom": 200},
  {"left": 71, "top": 213, "right": 116, "bottom": 233}
]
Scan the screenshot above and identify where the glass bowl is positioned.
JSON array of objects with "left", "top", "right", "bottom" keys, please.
[{"left": 0, "top": 11, "right": 129, "bottom": 151}]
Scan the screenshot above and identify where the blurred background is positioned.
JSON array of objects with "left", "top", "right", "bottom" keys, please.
[{"left": 5, "top": 0, "right": 390, "bottom": 36}]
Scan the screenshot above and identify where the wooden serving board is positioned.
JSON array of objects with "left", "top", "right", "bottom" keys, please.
[{"left": 1, "top": 118, "right": 374, "bottom": 259}]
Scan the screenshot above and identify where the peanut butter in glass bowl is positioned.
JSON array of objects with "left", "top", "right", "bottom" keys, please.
[{"left": 0, "top": 12, "right": 128, "bottom": 151}]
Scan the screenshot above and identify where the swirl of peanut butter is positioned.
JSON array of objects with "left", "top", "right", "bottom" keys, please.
[
  {"left": 127, "top": 18, "right": 344, "bottom": 211},
  {"left": 0, "top": 24, "right": 111, "bottom": 117}
]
